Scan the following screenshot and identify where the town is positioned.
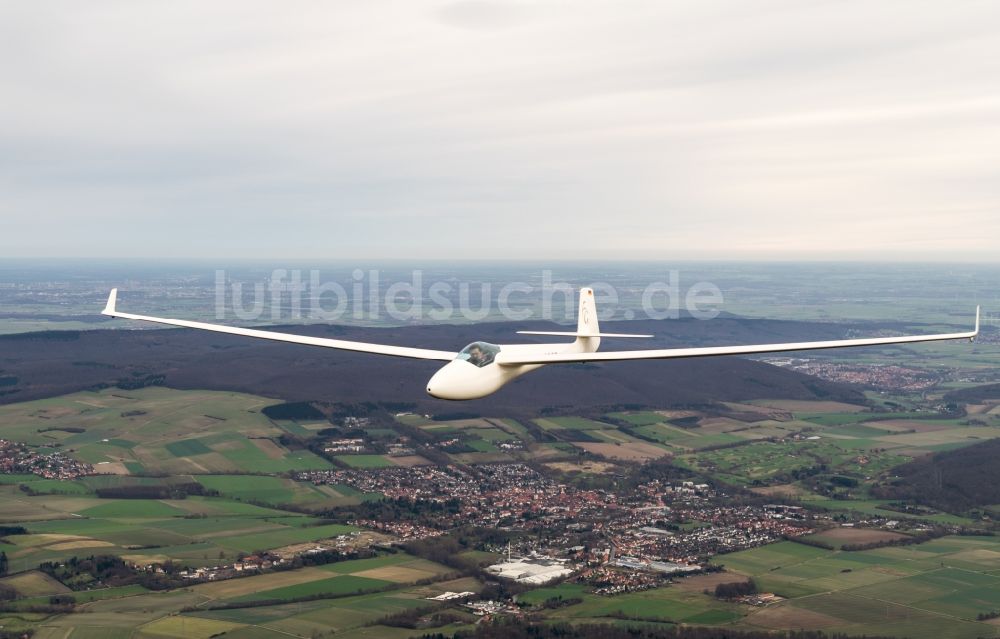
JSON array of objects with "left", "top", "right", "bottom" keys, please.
[{"left": 297, "top": 463, "right": 815, "bottom": 570}]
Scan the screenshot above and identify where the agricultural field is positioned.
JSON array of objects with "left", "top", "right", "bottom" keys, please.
[
  {"left": 0, "top": 570, "right": 71, "bottom": 597},
  {"left": 0, "top": 471, "right": 372, "bottom": 519},
  {"left": 13, "top": 387, "right": 996, "bottom": 511},
  {"left": 210, "top": 523, "right": 358, "bottom": 554},
  {"left": 186, "top": 580, "right": 474, "bottom": 638},
  {"left": 803, "top": 526, "right": 909, "bottom": 548},
  {"left": 515, "top": 581, "right": 588, "bottom": 606},
  {"left": 335, "top": 454, "right": 396, "bottom": 468},
  {"left": 544, "top": 460, "right": 618, "bottom": 474},
  {"left": 0, "top": 387, "right": 334, "bottom": 474},
  {"left": 2, "top": 542, "right": 460, "bottom": 638},
  {"left": 4, "top": 380, "right": 1000, "bottom": 637},
  {"left": 750, "top": 399, "right": 869, "bottom": 413},
  {"left": 606, "top": 410, "right": 668, "bottom": 427},
  {"left": 603, "top": 400, "right": 1000, "bottom": 498},
  {"left": 534, "top": 416, "right": 615, "bottom": 431},
  {"left": 711, "top": 536, "right": 1000, "bottom": 638},
  {"left": 573, "top": 441, "right": 671, "bottom": 462},
  {"left": 186, "top": 553, "right": 452, "bottom": 605},
  {"left": 195, "top": 474, "right": 368, "bottom": 507},
  {"left": 793, "top": 497, "right": 976, "bottom": 526},
  {"left": 520, "top": 536, "right": 1000, "bottom": 638},
  {"left": 676, "top": 438, "right": 886, "bottom": 486},
  {"left": 25, "top": 571, "right": 478, "bottom": 638},
  {"left": 629, "top": 422, "right": 746, "bottom": 449},
  {"left": 537, "top": 579, "right": 743, "bottom": 625},
  {"left": 409, "top": 416, "right": 530, "bottom": 464},
  {"left": 227, "top": 574, "right": 392, "bottom": 602},
  {"left": 594, "top": 397, "right": 1000, "bottom": 529},
  {"left": 0, "top": 481, "right": 363, "bottom": 574}
]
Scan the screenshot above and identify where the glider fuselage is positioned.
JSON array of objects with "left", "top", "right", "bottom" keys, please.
[{"left": 425, "top": 341, "right": 576, "bottom": 400}]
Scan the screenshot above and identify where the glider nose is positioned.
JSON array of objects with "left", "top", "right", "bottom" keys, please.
[
  {"left": 426, "top": 360, "right": 496, "bottom": 400},
  {"left": 426, "top": 364, "right": 457, "bottom": 400},
  {"left": 426, "top": 360, "right": 509, "bottom": 400}
]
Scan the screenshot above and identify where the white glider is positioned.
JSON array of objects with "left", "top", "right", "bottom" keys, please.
[{"left": 102, "top": 288, "right": 979, "bottom": 400}]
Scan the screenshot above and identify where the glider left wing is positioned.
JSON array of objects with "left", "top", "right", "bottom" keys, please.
[{"left": 496, "top": 307, "right": 980, "bottom": 366}]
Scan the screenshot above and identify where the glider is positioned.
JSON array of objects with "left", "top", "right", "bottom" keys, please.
[{"left": 102, "top": 288, "right": 979, "bottom": 400}]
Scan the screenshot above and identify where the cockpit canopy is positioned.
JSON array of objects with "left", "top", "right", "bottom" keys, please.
[{"left": 456, "top": 341, "right": 501, "bottom": 368}]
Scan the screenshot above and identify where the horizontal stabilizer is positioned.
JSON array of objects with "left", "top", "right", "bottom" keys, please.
[{"left": 516, "top": 331, "right": 653, "bottom": 338}]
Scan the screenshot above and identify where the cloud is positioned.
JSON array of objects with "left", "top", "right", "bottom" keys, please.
[
  {"left": 436, "top": 1, "right": 531, "bottom": 30},
  {"left": 0, "top": 0, "right": 998, "bottom": 260}
]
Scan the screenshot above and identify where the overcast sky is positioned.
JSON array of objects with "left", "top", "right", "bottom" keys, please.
[{"left": 2, "top": 1, "right": 998, "bottom": 261}]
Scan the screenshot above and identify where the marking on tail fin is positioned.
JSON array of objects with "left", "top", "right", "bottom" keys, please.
[
  {"left": 574, "top": 287, "right": 601, "bottom": 352},
  {"left": 576, "top": 287, "right": 599, "bottom": 336}
]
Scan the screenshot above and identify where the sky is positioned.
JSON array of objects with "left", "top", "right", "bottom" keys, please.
[{"left": 2, "top": 0, "right": 998, "bottom": 261}]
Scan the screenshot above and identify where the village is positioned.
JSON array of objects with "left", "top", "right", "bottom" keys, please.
[{"left": 0, "top": 438, "right": 92, "bottom": 480}]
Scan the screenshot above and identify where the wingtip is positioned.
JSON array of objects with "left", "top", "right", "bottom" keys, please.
[
  {"left": 102, "top": 288, "right": 118, "bottom": 316},
  {"left": 975, "top": 305, "right": 981, "bottom": 335}
]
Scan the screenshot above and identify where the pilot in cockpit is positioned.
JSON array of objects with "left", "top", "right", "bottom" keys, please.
[
  {"left": 467, "top": 344, "right": 486, "bottom": 367},
  {"left": 458, "top": 341, "right": 500, "bottom": 368}
]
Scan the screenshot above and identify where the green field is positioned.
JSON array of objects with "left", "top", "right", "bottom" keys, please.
[
  {"left": 711, "top": 536, "right": 1000, "bottom": 638},
  {"left": 465, "top": 438, "right": 498, "bottom": 452},
  {"left": 187, "top": 584, "right": 457, "bottom": 636},
  {"left": 525, "top": 537, "right": 1000, "bottom": 637},
  {"left": 606, "top": 411, "right": 666, "bottom": 427},
  {"left": 516, "top": 582, "right": 588, "bottom": 606},
  {"left": 335, "top": 454, "right": 395, "bottom": 468},
  {"left": 534, "top": 417, "right": 614, "bottom": 431},
  {"left": 195, "top": 475, "right": 363, "bottom": 507},
  {"left": 229, "top": 574, "right": 392, "bottom": 602},
  {"left": 0, "top": 570, "right": 71, "bottom": 597},
  {"left": 212, "top": 523, "right": 358, "bottom": 553},
  {"left": 798, "top": 497, "right": 977, "bottom": 526},
  {"left": 467, "top": 427, "right": 515, "bottom": 442},
  {"left": 633, "top": 422, "right": 745, "bottom": 449},
  {"left": 165, "top": 438, "right": 213, "bottom": 456},
  {"left": 671, "top": 403, "right": 1000, "bottom": 495},
  {"left": 540, "top": 580, "right": 741, "bottom": 625},
  {"left": 77, "top": 499, "right": 188, "bottom": 518},
  {"left": 320, "top": 553, "right": 412, "bottom": 574},
  {"left": 0, "top": 388, "right": 333, "bottom": 474},
  {"left": 0, "top": 486, "right": 361, "bottom": 571}
]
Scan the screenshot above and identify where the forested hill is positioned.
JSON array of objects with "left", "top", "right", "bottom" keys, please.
[
  {"left": 0, "top": 315, "right": 873, "bottom": 414},
  {"left": 944, "top": 382, "right": 1000, "bottom": 404},
  {"left": 875, "top": 438, "right": 1000, "bottom": 513}
]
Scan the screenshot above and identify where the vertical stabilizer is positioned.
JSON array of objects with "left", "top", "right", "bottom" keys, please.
[
  {"left": 575, "top": 288, "right": 601, "bottom": 352},
  {"left": 102, "top": 288, "right": 118, "bottom": 316}
]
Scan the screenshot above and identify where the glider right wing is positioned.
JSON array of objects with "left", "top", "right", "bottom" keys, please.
[{"left": 101, "top": 289, "right": 457, "bottom": 361}]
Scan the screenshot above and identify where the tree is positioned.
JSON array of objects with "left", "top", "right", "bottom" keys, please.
[{"left": 0, "top": 551, "right": 7, "bottom": 576}]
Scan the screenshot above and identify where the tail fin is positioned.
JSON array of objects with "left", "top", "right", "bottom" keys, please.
[
  {"left": 103, "top": 288, "right": 119, "bottom": 316},
  {"left": 575, "top": 288, "right": 600, "bottom": 352}
]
